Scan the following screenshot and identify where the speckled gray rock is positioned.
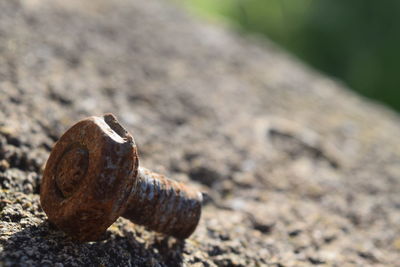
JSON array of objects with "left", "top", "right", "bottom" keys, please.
[{"left": 0, "top": 0, "right": 400, "bottom": 266}]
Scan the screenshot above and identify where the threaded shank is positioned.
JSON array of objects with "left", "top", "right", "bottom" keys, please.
[{"left": 122, "top": 167, "right": 202, "bottom": 239}]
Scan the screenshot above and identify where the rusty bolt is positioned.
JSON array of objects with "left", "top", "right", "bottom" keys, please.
[{"left": 40, "top": 114, "right": 202, "bottom": 242}]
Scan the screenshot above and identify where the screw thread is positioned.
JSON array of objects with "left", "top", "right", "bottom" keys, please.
[{"left": 122, "top": 167, "right": 202, "bottom": 239}]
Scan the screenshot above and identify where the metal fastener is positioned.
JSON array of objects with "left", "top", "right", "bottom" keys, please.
[{"left": 40, "top": 114, "right": 203, "bottom": 242}]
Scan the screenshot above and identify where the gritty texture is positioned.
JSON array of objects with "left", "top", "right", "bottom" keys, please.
[{"left": 0, "top": 0, "right": 400, "bottom": 266}]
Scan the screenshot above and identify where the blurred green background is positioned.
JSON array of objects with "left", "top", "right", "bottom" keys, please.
[{"left": 179, "top": 0, "right": 400, "bottom": 112}]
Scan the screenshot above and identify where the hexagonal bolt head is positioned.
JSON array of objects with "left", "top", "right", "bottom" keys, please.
[{"left": 40, "top": 114, "right": 203, "bottom": 242}]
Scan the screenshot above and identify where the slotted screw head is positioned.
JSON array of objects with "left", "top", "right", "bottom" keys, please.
[{"left": 40, "top": 114, "right": 202, "bottom": 242}]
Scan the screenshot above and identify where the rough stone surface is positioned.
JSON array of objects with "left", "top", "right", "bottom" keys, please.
[{"left": 0, "top": 0, "right": 399, "bottom": 266}]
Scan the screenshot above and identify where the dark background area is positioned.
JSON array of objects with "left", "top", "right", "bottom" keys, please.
[{"left": 181, "top": 0, "right": 400, "bottom": 112}]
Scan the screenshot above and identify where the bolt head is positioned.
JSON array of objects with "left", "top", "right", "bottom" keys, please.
[{"left": 40, "top": 114, "right": 139, "bottom": 241}]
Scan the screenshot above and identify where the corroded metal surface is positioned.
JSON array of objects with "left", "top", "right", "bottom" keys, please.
[
  {"left": 40, "top": 114, "right": 202, "bottom": 242},
  {"left": 55, "top": 144, "right": 89, "bottom": 198},
  {"left": 40, "top": 114, "right": 138, "bottom": 241},
  {"left": 123, "top": 167, "right": 203, "bottom": 239}
]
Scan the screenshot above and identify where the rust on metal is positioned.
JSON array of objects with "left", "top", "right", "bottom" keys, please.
[
  {"left": 123, "top": 167, "right": 202, "bottom": 239},
  {"left": 55, "top": 143, "right": 89, "bottom": 198},
  {"left": 40, "top": 114, "right": 202, "bottom": 242}
]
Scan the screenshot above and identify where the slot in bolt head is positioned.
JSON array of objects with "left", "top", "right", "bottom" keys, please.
[{"left": 40, "top": 114, "right": 203, "bottom": 242}]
